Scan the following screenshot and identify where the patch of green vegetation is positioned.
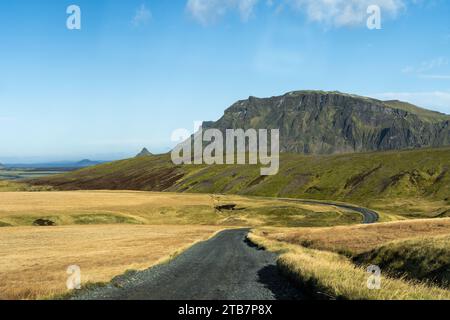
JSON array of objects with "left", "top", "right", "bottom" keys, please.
[
  {"left": 1, "top": 212, "right": 142, "bottom": 227},
  {"left": 244, "top": 206, "right": 361, "bottom": 227},
  {"left": 72, "top": 214, "right": 142, "bottom": 225},
  {"left": 0, "top": 180, "right": 53, "bottom": 192},
  {"left": 3, "top": 215, "right": 62, "bottom": 227},
  {"left": 0, "top": 221, "right": 12, "bottom": 227},
  {"left": 355, "top": 235, "right": 450, "bottom": 289}
]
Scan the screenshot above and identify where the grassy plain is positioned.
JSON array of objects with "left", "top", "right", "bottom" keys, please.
[
  {"left": 0, "top": 225, "right": 222, "bottom": 300},
  {"left": 0, "top": 190, "right": 360, "bottom": 228},
  {"left": 254, "top": 218, "right": 450, "bottom": 255}
]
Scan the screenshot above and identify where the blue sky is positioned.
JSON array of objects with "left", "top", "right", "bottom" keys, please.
[{"left": 0, "top": 0, "right": 449, "bottom": 162}]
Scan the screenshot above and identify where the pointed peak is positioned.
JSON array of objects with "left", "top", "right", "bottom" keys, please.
[{"left": 136, "top": 148, "right": 153, "bottom": 158}]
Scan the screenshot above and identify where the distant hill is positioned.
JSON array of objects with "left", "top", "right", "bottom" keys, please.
[
  {"left": 203, "top": 90, "right": 450, "bottom": 154},
  {"left": 29, "top": 147, "right": 450, "bottom": 207},
  {"left": 76, "top": 159, "right": 102, "bottom": 167},
  {"left": 136, "top": 148, "right": 153, "bottom": 158}
]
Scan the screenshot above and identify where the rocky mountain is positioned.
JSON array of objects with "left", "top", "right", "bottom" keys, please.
[
  {"left": 203, "top": 91, "right": 450, "bottom": 155},
  {"left": 136, "top": 148, "right": 153, "bottom": 158}
]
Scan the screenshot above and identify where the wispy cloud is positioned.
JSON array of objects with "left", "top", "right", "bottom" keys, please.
[
  {"left": 403, "top": 57, "right": 448, "bottom": 74},
  {"left": 186, "top": 0, "right": 409, "bottom": 27},
  {"left": 419, "top": 75, "right": 450, "bottom": 80},
  {"left": 132, "top": 4, "right": 152, "bottom": 27},
  {"left": 402, "top": 57, "right": 450, "bottom": 80},
  {"left": 186, "top": 0, "right": 258, "bottom": 25},
  {"left": 286, "top": 0, "right": 405, "bottom": 27},
  {"left": 373, "top": 91, "right": 450, "bottom": 114}
]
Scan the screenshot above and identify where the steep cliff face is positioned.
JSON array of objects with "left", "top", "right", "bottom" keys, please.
[{"left": 203, "top": 91, "right": 450, "bottom": 154}]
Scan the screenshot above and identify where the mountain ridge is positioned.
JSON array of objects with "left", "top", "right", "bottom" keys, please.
[{"left": 203, "top": 90, "right": 450, "bottom": 155}]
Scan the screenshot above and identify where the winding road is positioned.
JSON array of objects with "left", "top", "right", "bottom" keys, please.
[
  {"left": 72, "top": 200, "right": 378, "bottom": 300},
  {"left": 280, "top": 198, "right": 379, "bottom": 224}
]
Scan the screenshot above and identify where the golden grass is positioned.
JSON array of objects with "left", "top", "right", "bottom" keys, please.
[
  {"left": 355, "top": 234, "right": 450, "bottom": 287},
  {"left": 370, "top": 198, "right": 450, "bottom": 220},
  {"left": 257, "top": 218, "right": 450, "bottom": 255},
  {"left": 0, "top": 225, "right": 221, "bottom": 300},
  {"left": 0, "top": 191, "right": 211, "bottom": 214},
  {"left": 249, "top": 232, "right": 450, "bottom": 300},
  {"left": 0, "top": 190, "right": 356, "bottom": 227}
]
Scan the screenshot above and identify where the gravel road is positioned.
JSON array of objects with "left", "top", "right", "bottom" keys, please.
[
  {"left": 72, "top": 229, "right": 305, "bottom": 300},
  {"left": 71, "top": 200, "right": 378, "bottom": 300}
]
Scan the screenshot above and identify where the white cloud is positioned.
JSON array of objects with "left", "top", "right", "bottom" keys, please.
[
  {"left": 287, "top": 0, "right": 405, "bottom": 27},
  {"left": 186, "top": 0, "right": 409, "bottom": 27},
  {"left": 132, "top": 4, "right": 152, "bottom": 27},
  {"left": 186, "top": 0, "right": 259, "bottom": 25},
  {"left": 373, "top": 91, "right": 450, "bottom": 115}
]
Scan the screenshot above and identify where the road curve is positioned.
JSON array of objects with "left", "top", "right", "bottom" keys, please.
[
  {"left": 267, "top": 197, "right": 379, "bottom": 224},
  {"left": 297, "top": 200, "right": 379, "bottom": 224},
  {"left": 72, "top": 229, "right": 305, "bottom": 300}
]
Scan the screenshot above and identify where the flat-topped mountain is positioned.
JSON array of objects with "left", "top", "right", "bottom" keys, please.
[{"left": 203, "top": 90, "right": 450, "bottom": 154}]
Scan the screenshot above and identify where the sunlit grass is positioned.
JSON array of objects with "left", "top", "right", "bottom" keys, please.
[{"left": 249, "top": 231, "right": 450, "bottom": 300}]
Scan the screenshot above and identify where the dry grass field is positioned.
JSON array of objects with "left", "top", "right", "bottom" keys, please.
[
  {"left": 355, "top": 234, "right": 450, "bottom": 287},
  {"left": 0, "top": 189, "right": 361, "bottom": 300},
  {"left": 256, "top": 218, "right": 450, "bottom": 255},
  {"left": 0, "top": 225, "right": 222, "bottom": 300},
  {"left": 0, "top": 190, "right": 360, "bottom": 227},
  {"left": 249, "top": 231, "right": 450, "bottom": 300},
  {"left": 370, "top": 199, "right": 450, "bottom": 220}
]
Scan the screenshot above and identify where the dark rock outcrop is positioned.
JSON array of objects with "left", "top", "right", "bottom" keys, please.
[
  {"left": 33, "top": 219, "right": 56, "bottom": 226},
  {"left": 203, "top": 91, "right": 450, "bottom": 155}
]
